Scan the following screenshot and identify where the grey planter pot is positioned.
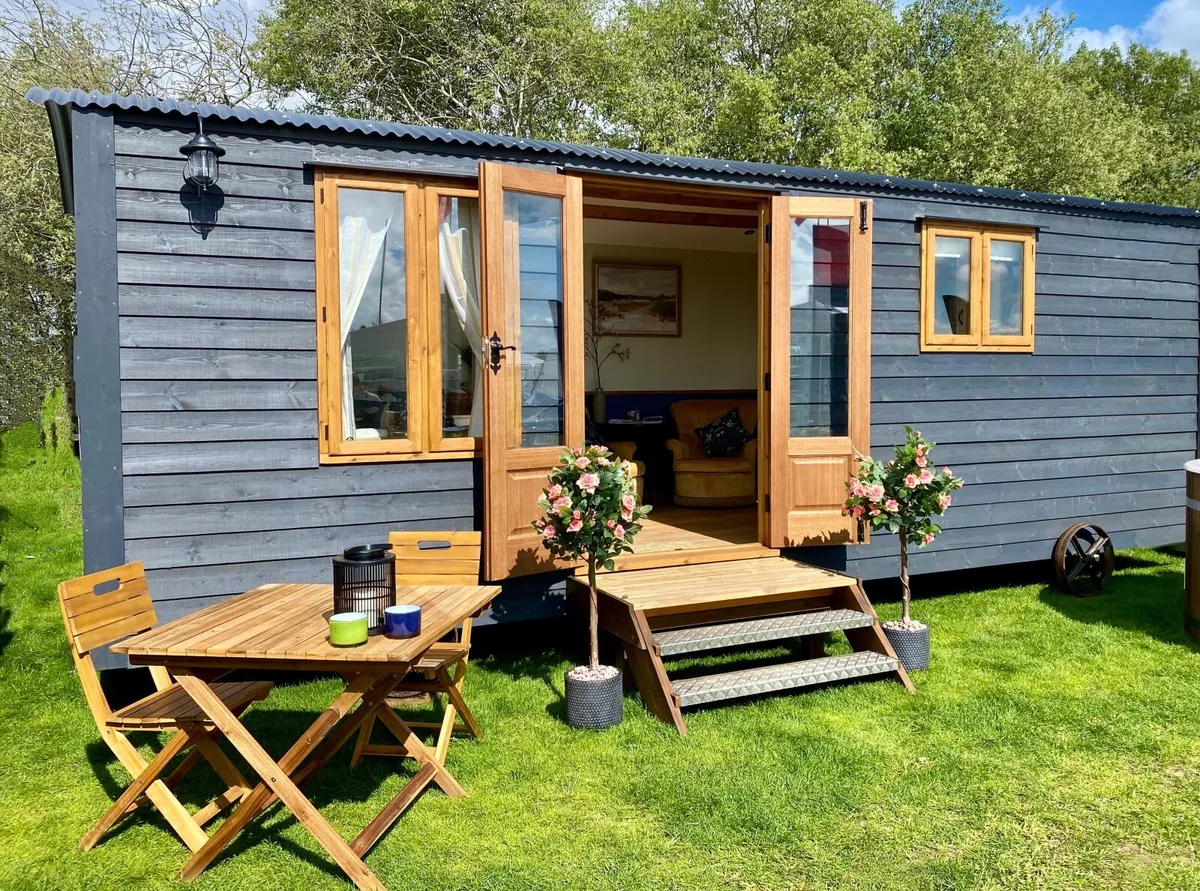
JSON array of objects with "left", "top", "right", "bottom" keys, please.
[
  {"left": 883, "top": 622, "right": 930, "bottom": 672},
  {"left": 564, "top": 667, "right": 623, "bottom": 730}
]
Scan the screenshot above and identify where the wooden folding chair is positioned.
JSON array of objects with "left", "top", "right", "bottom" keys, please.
[
  {"left": 58, "top": 562, "right": 273, "bottom": 853},
  {"left": 352, "top": 531, "right": 484, "bottom": 767}
]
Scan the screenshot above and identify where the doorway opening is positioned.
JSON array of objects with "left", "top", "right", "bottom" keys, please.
[{"left": 579, "top": 177, "right": 775, "bottom": 570}]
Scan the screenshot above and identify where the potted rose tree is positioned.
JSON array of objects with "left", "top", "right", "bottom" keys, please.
[
  {"left": 843, "top": 426, "right": 964, "bottom": 671},
  {"left": 534, "top": 444, "right": 651, "bottom": 729}
]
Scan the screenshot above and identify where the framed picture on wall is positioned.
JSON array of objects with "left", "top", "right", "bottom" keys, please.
[{"left": 594, "top": 262, "right": 682, "bottom": 337}]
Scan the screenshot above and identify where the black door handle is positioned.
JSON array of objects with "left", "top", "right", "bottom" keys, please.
[{"left": 486, "top": 332, "right": 516, "bottom": 373}]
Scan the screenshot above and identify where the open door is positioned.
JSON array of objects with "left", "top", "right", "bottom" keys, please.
[
  {"left": 480, "top": 162, "right": 585, "bottom": 580},
  {"left": 766, "top": 196, "right": 872, "bottom": 547}
]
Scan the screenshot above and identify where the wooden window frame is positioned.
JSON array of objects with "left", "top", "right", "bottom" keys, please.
[
  {"left": 919, "top": 220, "right": 1035, "bottom": 353},
  {"left": 315, "top": 169, "right": 482, "bottom": 464}
]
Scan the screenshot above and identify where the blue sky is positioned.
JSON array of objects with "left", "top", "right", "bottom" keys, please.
[{"left": 1040, "top": 0, "right": 1200, "bottom": 55}]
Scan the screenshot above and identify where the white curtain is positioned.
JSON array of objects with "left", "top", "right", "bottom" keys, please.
[
  {"left": 438, "top": 201, "right": 484, "bottom": 436},
  {"left": 339, "top": 197, "right": 398, "bottom": 439}
]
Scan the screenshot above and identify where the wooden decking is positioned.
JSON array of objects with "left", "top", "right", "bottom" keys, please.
[{"left": 589, "top": 506, "right": 777, "bottom": 573}]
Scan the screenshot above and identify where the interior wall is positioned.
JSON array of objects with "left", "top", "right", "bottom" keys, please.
[{"left": 583, "top": 220, "right": 758, "bottom": 393}]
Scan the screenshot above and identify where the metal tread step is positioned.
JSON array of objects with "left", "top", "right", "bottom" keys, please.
[
  {"left": 653, "top": 609, "right": 875, "bottom": 657},
  {"left": 670, "top": 651, "right": 898, "bottom": 708}
]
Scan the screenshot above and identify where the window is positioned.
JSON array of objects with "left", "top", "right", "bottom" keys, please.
[
  {"left": 920, "top": 221, "right": 1035, "bottom": 352},
  {"left": 315, "top": 171, "right": 483, "bottom": 462}
]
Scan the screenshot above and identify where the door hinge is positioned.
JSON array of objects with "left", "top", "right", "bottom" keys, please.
[
  {"left": 764, "top": 222, "right": 771, "bottom": 244},
  {"left": 323, "top": 424, "right": 329, "bottom": 441},
  {"left": 320, "top": 187, "right": 325, "bottom": 204},
  {"left": 321, "top": 306, "right": 327, "bottom": 323},
  {"left": 859, "top": 200, "right": 868, "bottom": 233},
  {"left": 764, "top": 494, "right": 771, "bottom": 513},
  {"left": 763, "top": 372, "right": 770, "bottom": 392}
]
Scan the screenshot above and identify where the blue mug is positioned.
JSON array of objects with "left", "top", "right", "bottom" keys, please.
[{"left": 384, "top": 604, "right": 422, "bottom": 639}]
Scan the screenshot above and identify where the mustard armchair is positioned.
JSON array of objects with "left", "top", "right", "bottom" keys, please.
[{"left": 666, "top": 399, "right": 757, "bottom": 508}]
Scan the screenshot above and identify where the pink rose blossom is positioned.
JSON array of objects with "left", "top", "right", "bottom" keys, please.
[
  {"left": 614, "top": 524, "right": 626, "bottom": 541},
  {"left": 621, "top": 508, "right": 633, "bottom": 522},
  {"left": 915, "top": 455, "right": 927, "bottom": 467},
  {"left": 622, "top": 493, "right": 636, "bottom": 512},
  {"left": 915, "top": 447, "right": 924, "bottom": 458},
  {"left": 597, "top": 457, "right": 611, "bottom": 467},
  {"left": 542, "top": 525, "right": 557, "bottom": 540},
  {"left": 919, "top": 468, "right": 933, "bottom": 484},
  {"left": 851, "top": 505, "right": 864, "bottom": 520},
  {"left": 571, "top": 447, "right": 582, "bottom": 457},
  {"left": 904, "top": 473, "right": 919, "bottom": 488},
  {"left": 606, "top": 518, "right": 616, "bottom": 529},
  {"left": 943, "top": 467, "right": 953, "bottom": 477},
  {"left": 547, "top": 484, "right": 562, "bottom": 499},
  {"left": 923, "top": 532, "right": 935, "bottom": 545},
  {"left": 884, "top": 499, "right": 899, "bottom": 512},
  {"left": 937, "top": 493, "right": 952, "bottom": 510},
  {"left": 868, "top": 484, "right": 885, "bottom": 501},
  {"left": 567, "top": 518, "right": 583, "bottom": 533},
  {"left": 577, "top": 473, "right": 600, "bottom": 494},
  {"left": 575, "top": 456, "right": 590, "bottom": 469},
  {"left": 870, "top": 508, "right": 880, "bottom": 517},
  {"left": 552, "top": 496, "right": 572, "bottom": 514}
]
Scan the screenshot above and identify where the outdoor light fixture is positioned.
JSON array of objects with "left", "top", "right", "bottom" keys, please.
[{"left": 179, "top": 116, "right": 225, "bottom": 195}]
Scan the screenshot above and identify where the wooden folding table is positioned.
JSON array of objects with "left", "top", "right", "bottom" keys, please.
[{"left": 111, "top": 581, "right": 498, "bottom": 891}]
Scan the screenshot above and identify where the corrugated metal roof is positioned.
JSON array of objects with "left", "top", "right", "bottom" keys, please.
[{"left": 27, "top": 86, "right": 1200, "bottom": 220}]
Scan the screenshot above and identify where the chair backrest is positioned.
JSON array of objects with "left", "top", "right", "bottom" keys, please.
[
  {"left": 387, "top": 531, "right": 484, "bottom": 646},
  {"left": 387, "top": 531, "right": 483, "bottom": 586},
  {"left": 57, "top": 561, "right": 159, "bottom": 725},
  {"left": 669, "top": 399, "right": 758, "bottom": 451}
]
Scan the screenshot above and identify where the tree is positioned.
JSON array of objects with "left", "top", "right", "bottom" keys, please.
[
  {"left": 254, "top": 0, "right": 613, "bottom": 141},
  {"left": 0, "top": 0, "right": 259, "bottom": 430}
]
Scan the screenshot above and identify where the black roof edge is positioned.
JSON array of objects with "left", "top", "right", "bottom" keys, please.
[{"left": 26, "top": 86, "right": 1200, "bottom": 222}]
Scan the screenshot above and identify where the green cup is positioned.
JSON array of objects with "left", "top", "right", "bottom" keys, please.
[{"left": 329, "top": 611, "right": 369, "bottom": 647}]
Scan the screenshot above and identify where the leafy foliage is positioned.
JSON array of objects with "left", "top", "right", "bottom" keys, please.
[{"left": 533, "top": 444, "right": 651, "bottom": 572}]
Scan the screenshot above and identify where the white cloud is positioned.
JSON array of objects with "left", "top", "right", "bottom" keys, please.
[{"left": 1065, "top": 0, "right": 1200, "bottom": 57}]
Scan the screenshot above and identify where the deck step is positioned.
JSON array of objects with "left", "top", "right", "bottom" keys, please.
[
  {"left": 653, "top": 609, "right": 874, "bottom": 657},
  {"left": 670, "top": 651, "right": 898, "bottom": 708}
]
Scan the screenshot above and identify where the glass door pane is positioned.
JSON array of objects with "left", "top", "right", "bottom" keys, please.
[
  {"left": 789, "top": 216, "right": 851, "bottom": 437},
  {"left": 505, "top": 191, "right": 565, "bottom": 448}
]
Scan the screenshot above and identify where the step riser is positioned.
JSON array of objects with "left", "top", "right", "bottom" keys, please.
[
  {"left": 655, "top": 609, "right": 875, "bottom": 657},
  {"left": 671, "top": 653, "right": 899, "bottom": 708}
]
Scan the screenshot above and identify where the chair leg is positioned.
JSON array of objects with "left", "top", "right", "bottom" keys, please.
[
  {"left": 192, "top": 735, "right": 253, "bottom": 826},
  {"left": 350, "top": 709, "right": 378, "bottom": 769},
  {"left": 99, "top": 729, "right": 209, "bottom": 852},
  {"left": 82, "top": 728, "right": 196, "bottom": 851}
]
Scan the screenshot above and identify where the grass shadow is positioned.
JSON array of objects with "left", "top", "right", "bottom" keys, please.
[
  {"left": 0, "top": 604, "right": 11, "bottom": 662},
  {"left": 1038, "top": 558, "right": 1196, "bottom": 649}
]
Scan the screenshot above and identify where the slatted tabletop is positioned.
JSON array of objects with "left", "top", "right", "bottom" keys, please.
[
  {"left": 112, "top": 582, "right": 499, "bottom": 669},
  {"left": 592, "top": 556, "right": 854, "bottom": 613}
]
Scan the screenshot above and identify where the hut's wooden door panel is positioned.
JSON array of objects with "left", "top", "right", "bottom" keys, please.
[
  {"left": 766, "top": 196, "right": 872, "bottom": 548},
  {"left": 480, "top": 162, "right": 585, "bottom": 580}
]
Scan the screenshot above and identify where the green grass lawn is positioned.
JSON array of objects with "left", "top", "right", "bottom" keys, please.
[{"left": 3, "top": 421, "right": 1200, "bottom": 891}]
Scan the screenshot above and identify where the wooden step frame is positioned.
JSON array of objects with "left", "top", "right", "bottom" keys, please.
[{"left": 575, "top": 558, "right": 913, "bottom": 735}]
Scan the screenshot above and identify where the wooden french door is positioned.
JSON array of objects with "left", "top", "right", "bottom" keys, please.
[
  {"left": 765, "top": 196, "right": 872, "bottom": 548},
  {"left": 480, "top": 162, "right": 585, "bottom": 580}
]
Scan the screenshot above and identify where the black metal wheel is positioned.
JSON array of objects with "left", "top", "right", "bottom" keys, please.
[{"left": 1053, "top": 522, "right": 1114, "bottom": 596}]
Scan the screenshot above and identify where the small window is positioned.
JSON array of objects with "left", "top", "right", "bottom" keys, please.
[
  {"left": 315, "top": 171, "right": 483, "bottom": 462},
  {"left": 920, "top": 221, "right": 1035, "bottom": 352}
]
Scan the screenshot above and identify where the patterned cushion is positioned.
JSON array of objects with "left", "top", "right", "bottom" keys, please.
[{"left": 695, "top": 409, "right": 753, "bottom": 458}]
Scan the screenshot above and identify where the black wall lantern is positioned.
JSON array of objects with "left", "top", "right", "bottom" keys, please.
[{"left": 179, "top": 116, "right": 225, "bottom": 195}]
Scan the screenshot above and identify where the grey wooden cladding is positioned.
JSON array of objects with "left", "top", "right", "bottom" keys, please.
[
  {"left": 116, "top": 155, "right": 310, "bottom": 199},
  {"left": 124, "top": 460, "right": 476, "bottom": 507},
  {"left": 122, "top": 410, "right": 315, "bottom": 443},
  {"left": 115, "top": 189, "right": 314, "bottom": 229},
  {"left": 118, "top": 252, "right": 314, "bottom": 289},
  {"left": 121, "top": 285, "right": 315, "bottom": 321},
  {"left": 120, "top": 318, "right": 315, "bottom": 350},
  {"left": 117, "top": 220, "right": 314, "bottom": 261},
  {"left": 121, "top": 379, "right": 316, "bottom": 411},
  {"left": 124, "top": 439, "right": 318, "bottom": 474},
  {"left": 120, "top": 348, "right": 315, "bottom": 380},
  {"left": 873, "top": 394, "right": 1196, "bottom": 424},
  {"left": 128, "top": 516, "right": 476, "bottom": 572}
]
